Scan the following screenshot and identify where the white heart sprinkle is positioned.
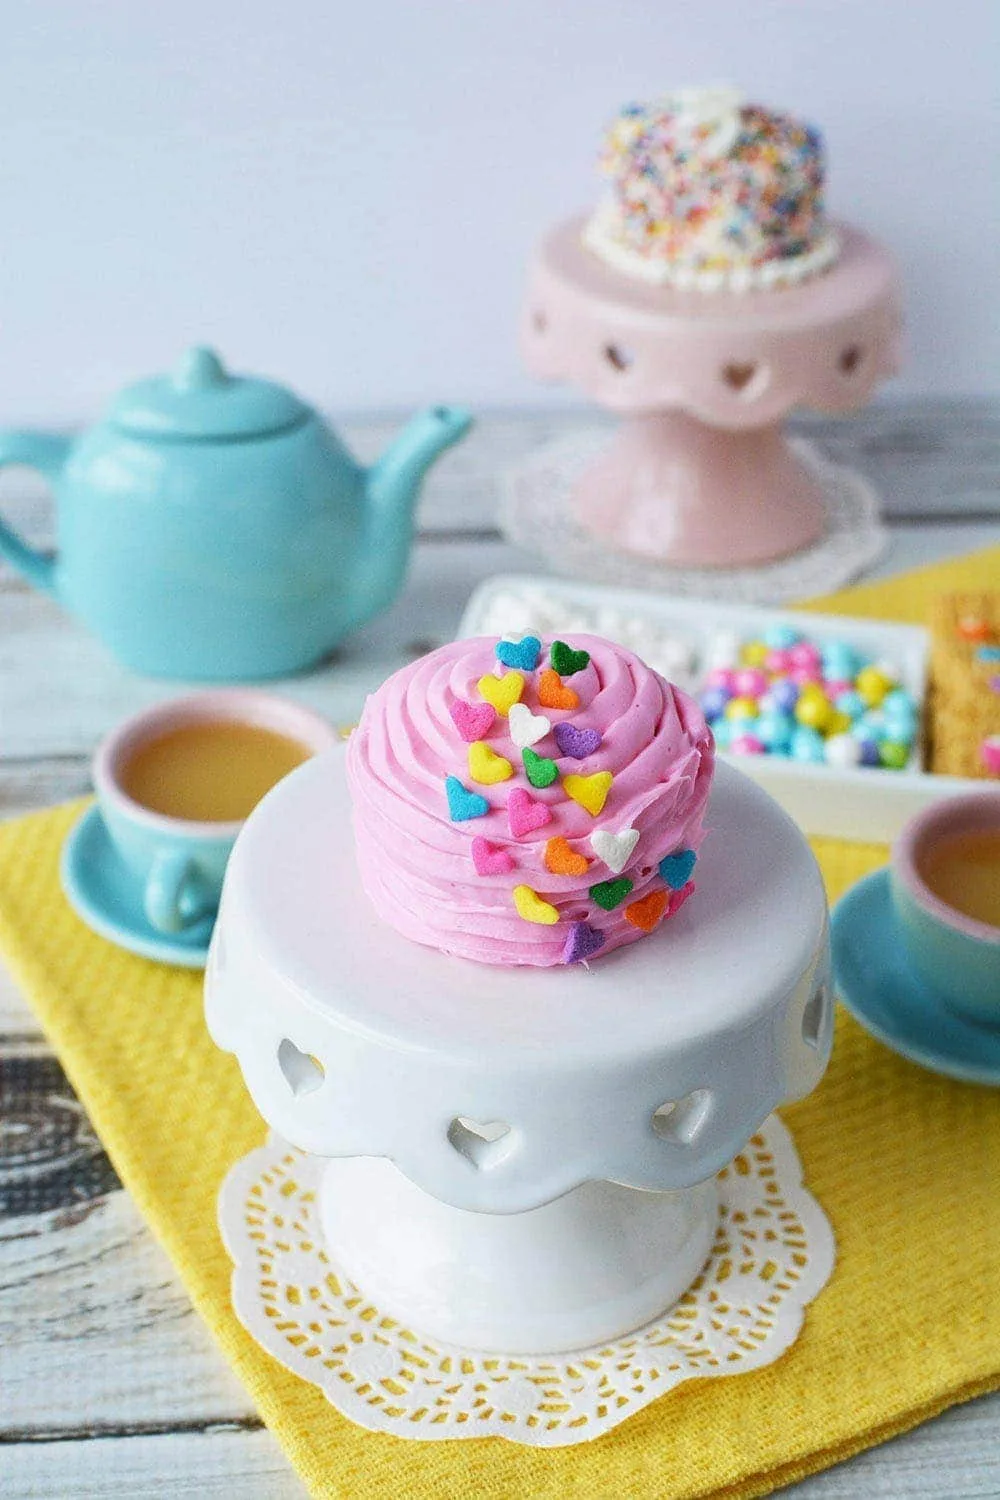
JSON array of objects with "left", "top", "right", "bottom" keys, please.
[
  {"left": 591, "top": 827, "right": 640, "bottom": 874},
  {"left": 508, "top": 703, "right": 551, "bottom": 750}
]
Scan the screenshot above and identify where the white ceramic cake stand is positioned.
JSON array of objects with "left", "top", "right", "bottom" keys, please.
[
  {"left": 205, "top": 755, "right": 832, "bottom": 1355},
  {"left": 521, "top": 218, "right": 901, "bottom": 567}
]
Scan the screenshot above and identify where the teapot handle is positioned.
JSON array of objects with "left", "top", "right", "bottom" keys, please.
[{"left": 0, "top": 431, "right": 71, "bottom": 597}]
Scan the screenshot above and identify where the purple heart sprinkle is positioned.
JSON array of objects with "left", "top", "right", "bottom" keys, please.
[
  {"left": 562, "top": 921, "right": 606, "bottom": 965},
  {"left": 554, "top": 722, "right": 602, "bottom": 760}
]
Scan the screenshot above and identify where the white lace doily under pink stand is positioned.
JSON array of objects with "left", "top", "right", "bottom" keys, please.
[{"left": 522, "top": 219, "right": 901, "bottom": 568}]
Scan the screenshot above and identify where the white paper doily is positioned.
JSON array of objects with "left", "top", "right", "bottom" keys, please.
[
  {"left": 219, "top": 1114, "right": 834, "bottom": 1447},
  {"left": 503, "top": 433, "right": 887, "bottom": 604}
]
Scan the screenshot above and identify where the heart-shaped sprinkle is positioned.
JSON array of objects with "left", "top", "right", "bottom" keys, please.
[
  {"left": 550, "top": 640, "right": 590, "bottom": 676},
  {"left": 445, "top": 776, "right": 489, "bottom": 822},
  {"left": 496, "top": 635, "right": 541, "bottom": 671},
  {"left": 478, "top": 671, "right": 525, "bottom": 716},
  {"left": 625, "top": 889, "right": 668, "bottom": 932},
  {"left": 659, "top": 848, "right": 697, "bottom": 889},
  {"left": 507, "top": 787, "right": 552, "bottom": 838},
  {"left": 981, "top": 736, "right": 1000, "bottom": 774},
  {"left": 538, "top": 669, "right": 579, "bottom": 711},
  {"left": 591, "top": 827, "right": 639, "bottom": 874},
  {"left": 468, "top": 741, "right": 514, "bottom": 785},
  {"left": 471, "top": 837, "right": 515, "bottom": 876},
  {"left": 513, "top": 884, "right": 559, "bottom": 925},
  {"left": 669, "top": 880, "right": 696, "bottom": 916},
  {"left": 590, "top": 877, "right": 634, "bottom": 911},
  {"left": 562, "top": 921, "right": 605, "bottom": 964},
  {"left": 554, "top": 722, "right": 602, "bottom": 759},
  {"left": 508, "top": 702, "right": 551, "bottom": 749},
  {"left": 544, "top": 836, "right": 590, "bottom": 876},
  {"left": 564, "top": 771, "right": 613, "bottom": 817},
  {"left": 522, "top": 747, "right": 559, "bottom": 789},
  {"left": 449, "top": 698, "right": 496, "bottom": 743}
]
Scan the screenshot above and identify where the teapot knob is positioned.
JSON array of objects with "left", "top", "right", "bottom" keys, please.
[{"left": 172, "top": 346, "right": 231, "bottom": 392}]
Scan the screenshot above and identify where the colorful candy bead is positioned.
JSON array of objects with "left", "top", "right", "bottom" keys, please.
[
  {"left": 788, "top": 641, "right": 821, "bottom": 671},
  {"left": 878, "top": 740, "right": 910, "bottom": 770},
  {"left": 791, "top": 726, "right": 825, "bottom": 762},
  {"left": 855, "top": 665, "right": 892, "bottom": 707},
  {"left": 733, "top": 666, "right": 769, "bottom": 699},
  {"left": 757, "top": 710, "right": 794, "bottom": 752},
  {"left": 700, "top": 686, "right": 731, "bottom": 720},
  {"left": 704, "top": 666, "right": 737, "bottom": 691},
  {"left": 730, "top": 733, "right": 765, "bottom": 755},
  {"left": 725, "top": 695, "right": 759, "bottom": 722},
  {"left": 824, "top": 733, "right": 862, "bottom": 768},
  {"left": 768, "top": 679, "right": 800, "bottom": 713},
  {"left": 794, "top": 692, "right": 833, "bottom": 732},
  {"left": 763, "top": 623, "right": 801, "bottom": 649},
  {"left": 739, "top": 639, "right": 770, "bottom": 668},
  {"left": 857, "top": 738, "right": 882, "bottom": 767},
  {"left": 834, "top": 690, "right": 865, "bottom": 721}
]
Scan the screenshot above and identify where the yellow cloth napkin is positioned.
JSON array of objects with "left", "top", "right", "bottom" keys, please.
[{"left": 2, "top": 545, "right": 999, "bottom": 1500}]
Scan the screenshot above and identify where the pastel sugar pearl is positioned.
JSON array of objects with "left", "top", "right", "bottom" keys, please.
[
  {"left": 700, "top": 686, "right": 731, "bottom": 721},
  {"left": 706, "top": 630, "right": 741, "bottom": 669},
  {"left": 820, "top": 642, "right": 857, "bottom": 681},
  {"left": 824, "top": 733, "right": 861, "bottom": 768},
  {"left": 856, "top": 665, "right": 892, "bottom": 707},
  {"left": 879, "top": 740, "right": 910, "bottom": 770},
  {"left": 730, "top": 733, "right": 765, "bottom": 755},
  {"left": 768, "top": 679, "right": 800, "bottom": 713},
  {"left": 790, "top": 665, "right": 823, "bottom": 687},
  {"left": 711, "top": 719, "right": 733, "bottom": 749},
  {"left": 834, "top": 690, "right": 865, "bottom": 720},
  {"left": 739, "top": 640, "right": 769, "bottom": 668},
  {"left": 765, "top": 648, "right": 794, "bottom": 675},
  {"left": 733, "top": 667, "right": 769, "bottom": 699},
  {"left": 763, "top": 624, "right": 801, "bottom": 650},
  {"left": 826, "top": 710, "right": 853, "bottom": 736},
  {"left": 791, "top": 726, "right": 825, "bottom": 763},
  {"left": 858, "top": 738, "right": 882, "bottom": 767},
  {"left": 824, "top": 679, "right": 854, "bottom": 700},
  {"left": 725, "top": 696, "right": 759, "bottom": 722},
  {"left": 757, "top": 711, "right": 794, "bottom": 752},
  {"left": 704, "top": 666, "right": 737, "bottom": 691},
  {"left": 788, "top": 641, "right": 821, "bottom": 671},
  {"left": 794, "top": 693, "right": 833, "bottom": 732}
]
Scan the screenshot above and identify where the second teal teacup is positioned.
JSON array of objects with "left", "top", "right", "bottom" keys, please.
[
  {"left": 890, "top": 792, "right": 1000, "bottom": 1025},
  {"left": 93, "top": 690, "right": 338, "bottom": 934}
]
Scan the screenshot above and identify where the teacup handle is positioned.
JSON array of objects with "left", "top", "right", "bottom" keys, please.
[
  {"left": 144, "top": 851, "right": 216, "bottom": 934},
  {"left": 0, "top": 432, "right": 72, "bottom": 597}
]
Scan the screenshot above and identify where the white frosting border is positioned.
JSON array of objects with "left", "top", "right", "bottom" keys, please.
[{"left": 582, "top": 206, "right": 841, "bottom": 293}]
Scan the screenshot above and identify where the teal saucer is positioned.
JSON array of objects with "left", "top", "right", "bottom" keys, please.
[
  {"left": 60, "top": 804, "right": 214, "bottom": 969},
  {"left": 832, "top": 867, "right": 1000, "bottom": 1086}
]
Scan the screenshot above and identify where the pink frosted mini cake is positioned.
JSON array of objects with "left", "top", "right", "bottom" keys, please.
[
  {"left": 346, "top": 633, "right": 715, "bottom": 966},
  {"left": 583, "top": 86, "right": 839, "bottom": 292}
]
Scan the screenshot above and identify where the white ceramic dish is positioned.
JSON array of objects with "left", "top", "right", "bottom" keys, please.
[{"left": 459, "top": 574, "right": 979, "bottom": 843}]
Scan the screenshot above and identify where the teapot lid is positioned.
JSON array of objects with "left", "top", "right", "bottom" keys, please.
[{"left": 109, "top": 347, "right": 310, "bottom": 439}]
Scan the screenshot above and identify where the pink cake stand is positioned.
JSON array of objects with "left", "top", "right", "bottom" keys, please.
[{"left": 521, "top": 219, "right": 902, "bottom": 568}]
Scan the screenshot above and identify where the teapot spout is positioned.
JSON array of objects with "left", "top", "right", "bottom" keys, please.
[{"left": 355, "top": 405, "right": 472, "bottom": 626}]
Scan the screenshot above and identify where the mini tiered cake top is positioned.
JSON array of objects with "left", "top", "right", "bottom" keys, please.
[
  {"left": 583, "top": 86, "right": 839, "bottom": 292},
  {"left": 346, "top": 634, "right": 715, "bottom": 967}
]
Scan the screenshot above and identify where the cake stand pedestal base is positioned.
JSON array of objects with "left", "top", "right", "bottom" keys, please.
[
  {"left": 574, "top": 411, "right": 826, "bottom": 566},
  {"left": 320, "top": 1155, "right": 718, "bottom": 1355}
]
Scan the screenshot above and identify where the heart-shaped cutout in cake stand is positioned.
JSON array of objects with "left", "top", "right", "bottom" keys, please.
[
  {"left": 447, "top": 1115, "right": 516, "bottom": 1171},
  {"left": 651, "top": 1088, "right": 713, "bottom": 1145},
  {"left": 277, "top": 1038, "right": 326, "bottom": 1097}
]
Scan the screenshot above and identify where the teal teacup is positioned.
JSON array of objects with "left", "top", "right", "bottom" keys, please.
[
  {"left": 890, "top": 792, "right": 1000, "bottom": 1025},
  {"left": 93, "top": 690, "right": 338, "bottom": 934}
]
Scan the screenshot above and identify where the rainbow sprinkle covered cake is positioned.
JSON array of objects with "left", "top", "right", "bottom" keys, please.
[
  {"left": 583, "top": 86, "right": 839, "bottom": 292},
  {"left": 346, "top": 634, "right": 715, "bottom": 967}
]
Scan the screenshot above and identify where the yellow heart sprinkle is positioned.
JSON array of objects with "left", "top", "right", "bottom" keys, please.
[
  {"left": 563, "top": 771, "right": 613, "bottom": 818},
  {"left": 477, "top": 671, "right": 524, "bottom": 716},
  {"left": 468, "top": 741, "right": 514, "bottom": 785},
  {"left": 513, "top": 884, "right": 560, "bottom": 925}
]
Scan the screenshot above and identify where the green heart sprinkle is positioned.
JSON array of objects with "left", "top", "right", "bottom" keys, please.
[
  {"left": 551, "top": 640, "right": 591, "bottom": 676},
  {"left": 589, "top": 877, "right": 634, "bottom": 911},
  {"left": 523, "top": 747, "right": 559, "bottom": 789}
]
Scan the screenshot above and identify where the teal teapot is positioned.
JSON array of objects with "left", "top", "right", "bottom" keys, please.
[{"left": 0, "top": 348, "right": 471, "bottom": 680}]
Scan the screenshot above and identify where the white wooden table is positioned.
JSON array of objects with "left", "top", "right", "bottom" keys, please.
[{"left": 1, "top": 406, "right": 998, "bottom": 1498}]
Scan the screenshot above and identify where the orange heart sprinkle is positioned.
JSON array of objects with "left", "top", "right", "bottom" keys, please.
[
  {"left": 544, "top": 836, "right": 590, "bottom": 876},
  {"left": 538, "top": 669, "right": 579, "bottom": 711},
  {"left": 624, "top": 889, "right": 668, "bottom": 933}
]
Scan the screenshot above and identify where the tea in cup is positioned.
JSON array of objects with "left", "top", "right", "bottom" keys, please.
[
  {"left": 890, "top": 792, "right": 1000, "bottom": 1024},
  {"left": 93, "top": 691, "right": 339, "bottom": 934}
]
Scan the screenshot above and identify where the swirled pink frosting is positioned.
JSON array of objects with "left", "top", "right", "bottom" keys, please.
[{"left": 346, "top": 635, "right": 714, "bottom": 967}]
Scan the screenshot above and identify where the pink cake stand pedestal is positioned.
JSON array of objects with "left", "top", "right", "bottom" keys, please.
[{"left": 521, "top": 219, "right": 902, "bottom": 568}]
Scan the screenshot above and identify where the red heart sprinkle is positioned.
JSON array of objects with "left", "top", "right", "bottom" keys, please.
[
  {"left": 471, "top": 837, "right": 515, "bottom": 876},
  {"left": 507, "top": 787, "right": 553, "bottom": 838}
]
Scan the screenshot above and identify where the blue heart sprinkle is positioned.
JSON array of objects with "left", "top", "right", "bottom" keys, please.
[
  {"left": 975, "top": 645, "right": 1000, "bottom": 663},
  {"left": 659, "top": 848, "right": 696, "bottom": 889},
  {"left": 445, "top": 775, "right": 490, "bottom": 822},
  {"left": 496, "top": 635, "right": 541, "bottom": 671}
]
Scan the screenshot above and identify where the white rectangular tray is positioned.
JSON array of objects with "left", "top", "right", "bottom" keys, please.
[{"left": 459, "top": 574, "right": 979, "bottom": 843}]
